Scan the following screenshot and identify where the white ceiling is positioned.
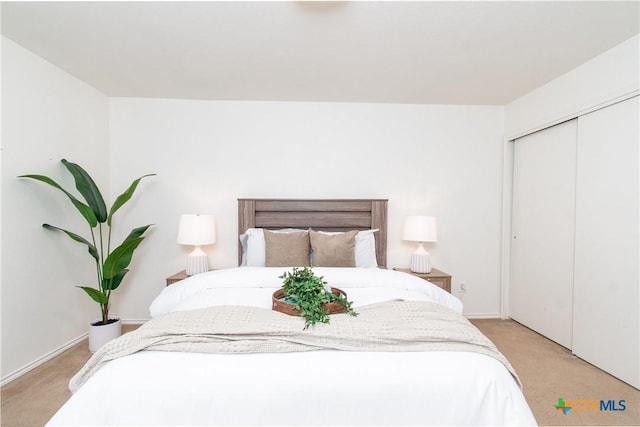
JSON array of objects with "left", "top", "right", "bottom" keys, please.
[{"left": 2, "top": 1, "right": 639, "bottom": 105}]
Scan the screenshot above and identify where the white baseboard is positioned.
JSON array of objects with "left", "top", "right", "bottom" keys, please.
[
  {"left": 1, "top": 332, "right": 88, "bottom": 387},
  {"left": 1, "top": 318, "right": 148, "bottom": 387},
  {"left": 464, "top": 313, "right": 501, "bottom": 319}
]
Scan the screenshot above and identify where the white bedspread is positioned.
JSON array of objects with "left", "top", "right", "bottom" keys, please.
[
  {"left": 48, "top": 267, "right": 536, "bottom": 426},
  {"left": 149, "top": 267, "right": 463, "bottom": 316}
]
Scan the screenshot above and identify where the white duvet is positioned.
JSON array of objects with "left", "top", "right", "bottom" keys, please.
[{"left": 48, "top": 267, "right": 536, "bottom": 426}]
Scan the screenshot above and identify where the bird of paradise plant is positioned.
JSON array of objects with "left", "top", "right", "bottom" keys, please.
[{"left": 19, "top": 159, "right": 155, "bottom": 325}]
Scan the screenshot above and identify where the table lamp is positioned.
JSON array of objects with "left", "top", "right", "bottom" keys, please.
[
  {"left": 402, "top": 215, "right": 438, "bottom": 273},
  {"left": 177, "top": 214, "right": 216, "bottom": 275}
]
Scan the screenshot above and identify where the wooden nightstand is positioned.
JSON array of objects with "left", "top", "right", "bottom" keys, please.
[
  {"left": 393, "top": 268, "right": 452, "bottom": 293},
  {"left": 166, "top": 270, "right": 214, "bottom": 286},
  {"left": 166, "top": 270, "right": 189, "bottom": 286}
]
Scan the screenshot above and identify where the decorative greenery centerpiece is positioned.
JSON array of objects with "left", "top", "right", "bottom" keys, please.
[
  {"left": 278, "top": 267, "right": 357, "bottom": 329},
  {"left": 19, "top": 159, "right": 154, "bottom": 326}
]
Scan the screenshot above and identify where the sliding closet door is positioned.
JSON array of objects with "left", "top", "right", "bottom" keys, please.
[
  {"left": 573, "top": 96, "right": 639, "bottom": 388},
  {"left": 510, "top": 120, "right": 577, "bottom": 349}
]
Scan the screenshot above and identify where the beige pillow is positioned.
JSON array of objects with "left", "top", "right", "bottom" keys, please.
[
  {"left": 264, "top": 230, "right": 311, "bottom": 267},
  {"left": 310, "top": 230, "right": 357, "bottom": 267}
]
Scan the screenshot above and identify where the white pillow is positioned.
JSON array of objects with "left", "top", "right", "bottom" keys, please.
[
  {"left": 356, "top": 229, "right": 378, "bottom": 268},
  {"left": 239, "top": 228, "right": 306, "bottom": 267},
  {"left": 315, "top": 229, "right": 378, "bottom": 268},
  {"left": 239, "top": 228, "right": 378, "bottom": 268}
]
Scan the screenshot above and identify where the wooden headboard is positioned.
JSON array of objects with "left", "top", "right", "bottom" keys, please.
[{"left": 238, "top": 198, "right": 388, "bottom": 267}]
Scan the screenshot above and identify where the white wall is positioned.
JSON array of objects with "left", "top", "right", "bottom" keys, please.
[
  {"left": 505, "top": 34, "right": 639, "bottom": 139},
  {"left": 1, "top": 37, "right": 110, "bottom": 382},
  {"left": 109, "top": 98, "right": 505, "bottom": 320}
]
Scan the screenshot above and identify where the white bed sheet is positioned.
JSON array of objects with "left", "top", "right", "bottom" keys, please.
[
  {"left": 48, "top": 268, "right": 536, "bottom": 426},
  {"left": 149, "top": 267, "right": 464, "bottom": 316}
]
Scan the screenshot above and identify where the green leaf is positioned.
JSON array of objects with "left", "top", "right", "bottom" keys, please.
[
  {"left": 103, "top": 269, "right": 128, "bottom": 291},
  {"left": 279, "top": 267, "right": 357, "bottom": 330},
  {"left": 18, "top": 174, "right": 98, "bottom": 227},
  {"left": 101, "top": 226, "right": 152, "bottom": 282},
  {"left": 108, "top": 174, "right": 155, "bottom": 226},
  {"left": 43, "top": 224, "right": 99, "bottom": 262},
  {"left": 78, "top": 286, "right": 108, "bottom": 304},
  {"left": 61, "top": 159, "right": 108, "bottom": 223},
  {"left": 125, "top": 224, "right": 153, "bottom": 241},
  {"left": 103, "top": 237, "right": 144, "bottom": 279}
]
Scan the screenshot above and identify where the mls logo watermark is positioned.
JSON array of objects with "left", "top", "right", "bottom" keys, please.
[{"left": 555, "top": 397, "right": 627, "bottom": 415}]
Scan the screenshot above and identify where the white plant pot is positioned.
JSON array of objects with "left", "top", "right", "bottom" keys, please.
[{"left": 89, "top": 318, "right": 122, "bottom": 353}]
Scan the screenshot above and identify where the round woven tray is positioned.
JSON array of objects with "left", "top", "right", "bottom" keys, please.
[{"left": 272, "top": 287, "right": 348, "bottom": 316}]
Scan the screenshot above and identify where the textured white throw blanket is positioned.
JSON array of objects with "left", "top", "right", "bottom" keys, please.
[{"left": 70, "top": 300, "right": 521, "bottom": 393}]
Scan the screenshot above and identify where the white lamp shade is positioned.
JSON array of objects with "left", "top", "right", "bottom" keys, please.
[
  {"left": 177, "top": 214, "right": 217, "bottom": 246},
  {"left": 402, "top": 215, "right": 438, "bottom": 243}
]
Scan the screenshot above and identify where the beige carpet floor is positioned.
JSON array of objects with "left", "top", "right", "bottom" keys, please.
[
  {"left": 1, "top": 320, "right": 639, "bottom": 426},
  {"left": 473, "top": 319, "right": 639, "bottom": 426}
]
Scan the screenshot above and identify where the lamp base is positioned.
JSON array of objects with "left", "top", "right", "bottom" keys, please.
[
  {"left": 410, "top": 243, "right": 432, "bottom": 274},
  {"left": 186, "top": 246, "right": 209, "bottom": 276}
]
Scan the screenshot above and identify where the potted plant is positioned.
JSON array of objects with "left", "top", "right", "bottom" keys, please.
[
  {"left": 273, "top": 267, "right": 358, "bottom": 329},
  {"left": 19, "top": 159, "right": 154, "bottom": 351}
]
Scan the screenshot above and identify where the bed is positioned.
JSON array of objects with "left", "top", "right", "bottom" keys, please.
[{"left": 47, "top": 199, "right": 536, "bottom": 426}]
